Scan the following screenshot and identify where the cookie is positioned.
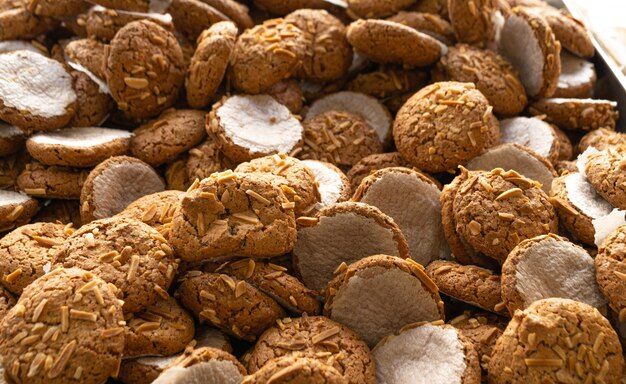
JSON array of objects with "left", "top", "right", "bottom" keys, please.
[
  {"left": 105, "top": 20, "right": 185, "bottom": 119},
  {"left": 488, "top": 298, "right": 624, "bottom": 383},
  {"left": 0, "top": 285, "right": 15, "bottom": 322},
  {"left": 499, "top": 117, "right": 560, "bottom": 163},
  {"left": 301, "top": 160, "right": 351, "bottom": 211},
  {"left": 527, "top": 5, "right": 594, "bottom": 58},
  {"left": 169, "top": 171, "right": 297, "bottom": 261},
  {"left": 89, "top": 0, "right": 151, "bottom": 12},
  {"left": 65, "top": 69, "right": 115, "bottom": 128},
  {"left": 26, "top": 127, "right": 132, "bottom": 168},
  {"left": 17, "top": 162, "right": 88, "bottom": 200},
  {"left": 0, "top": 51, "right": 76, "bottom": 131},
  {"left": 346, "top": 19, "right": 442, "bottom": 68},
  {"left": 252, "top": 0, "right": 334, "bottom": 15},
  {"left": 0, "top": 40, "right": 48, "bottom": 56},
  {"left": 207, "top": 95, "right": 303, "bottom": 163},
  {"left": 124, "top": 296, "right": 195, "bottom": 357},
  {"left": 426, "top": 260, "right": 507, "bottom": 316},
  {"left": 0, "top": 0, "right": 58, "bottom": 40},
  {"left": 0, "top": 150, "right": 29, "bottom": 190},
  {"left": 325, "top": 255, "right": 444, "bottom": 347},
  {"left": 0, "top": 222, "right": 68, "bottom": 295},
  {"left": 346, "top": 0, "right": 414, "bottom": 18},
  {"left": 465, "top": 143, "right": 557, "bottom": 193},
  {"left": 165, "top": 0, "right": 233, "bottom": 41},
  {"left": 595, "top": 224, "right": 626, "bottom": 321},
  {"left": 437, "top": 44, "right": 527, "bottom": 116},
  {"left": 583, "top": 147, "right": 626, "bottom": 209},
  {"left": 245, "top": 316, "right": 376, "bottom": 384},
  {"left": 285, "top": 9, "right": 352, "bottom": 83},
  {"left": 64, "top": 38, "right": 107, "bottom": 81},
  {"left": 85, "top": 5, "right": 175, "bottom": 42},
  {"left": 235, "top": 154, "right": 321, "bottom": 217},
  {"left": 185, "top": 140, "right": 234, "bottom": 186},
  {"left": 448, "top": 0, "right": 506, "bottom": 47},
  {"left": 230, "top": 18, "right": 307, "bottom": 94},
  {"left": 243, "top": 356, "right": 347, "bottom": 384},
  {"left": 502, "top": 234, "right": 606, "bottom": 315},
  {"left": 305, "top": 91, "right": 393, "bottom": 146},
  {"left": 0, "top": 190, "right": 38, "bottom": 233},
  {"left": 353, "top": 167, "right": 449, "bottom": 265},
  {"left": 80, "top": 156, "right": 164, "bottom": 223},
  {"left": 498, "top": 6, "right": 561, "bottom": 99},
  {"left": 549, "top": 172, "right": 613, "bottom": 246},
  {"left": 299, "top": 111, "right": 383, "bottom": 169},
  {"left": 293, "top": 201, "right": 410, "bottom": 292},
  {"left": 579, "top": 128, "right": 626, "bottom": 152},
  {"left": 554, "top": 51, "right": 596, "bottom": 98},
  {"left": 387, "top": 11, "right": 455, "bottom": 45},
  {"left": 32, "top": 200, "right": 82, "bottom": 228},
  {"left": 347, "top": 67, "right": 428, "bottom": 99},
  {"left": 196, "top": 0, "right": 254, "bottom": 31},
  {"left": 176, "top": 272, "right": 286, "bottom": 340},
  {"left": 186, "top": 21, "right": 237, "bottom": 109},
  {"left": 552, "top": 125, "right": 573, "bottom": 161},
  {"left": 393, "top": 81, "right": 500, "bottom": 173},
  {"left": 407, "top": 0, "right": 449, "bottom": 18},
  {"left": 0, "top": 123, "right": 25, "bottom": 157},
  {"left": 346, "top": 152, "right": 407, "bottom": 190},
  {"left": 0, "top": 267, "right": 125, "bottom": 384},
  {"left": 453, "top": 168, "right": 558, "bottom": 263},
  {"left": 266, "top": 79, "right": 305, "bottom": 114},
  {"left": 131, "top": 109, "right": 206, "bottom": 166},
  {"left": 554, "top": 160, "right": 577, "bottom": 176},
  {"left": 373, "top": 323, "right": 481, "bottom": 384},
  {"left": 117, "top": 190, "right": 182, "bottom": 235},
  {"left": 529, "top": 98, "right": 619, "bottom": 131},
  {"left": 152, "top": 346, "right": 246, "bottom": 384},
  {"left": 449, "top": 311, "right": 506, "bottom": 372},
  {"left": 216, "top": 258, "right": 320, "bottom": 315}
]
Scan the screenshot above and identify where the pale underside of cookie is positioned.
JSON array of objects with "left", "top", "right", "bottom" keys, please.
[
  {"left": 373, "top": 323, "right": 480, "bottom": 384},
  {"left": 353, "top": 168, "right": 450, "bottom": 265},
  {"left": 502, "top": 235, "right": 606, "bottom": 315},
  {"left": 301, "top": 160, "right": 351, "bottom": 211},
  {"left": 555, "top": 51, "right": 596, "bottom": 98},
  {"left": 305, "top": 91, "right": 393, "bottom": 144},
  {"left": 465, "top": 143, "right": 556, "bottom": 193},
  {"left": 499, "top": 117, "right": 559, "bottom": 163}
]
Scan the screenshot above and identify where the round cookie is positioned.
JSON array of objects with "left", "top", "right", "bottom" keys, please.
[
  {"left": 0, "top": 0, "right": 58, "bottom": 40},
  {"left": 152, "top": 346, "right": 246, "bottom": 384},
  {"left": 553, "top": 125, "right": 573, "bottom": 161},
  {"left": 0, "top": 222, "right": 67, "bottom": 295},
  {"left": 0, "top": 151, "right": 29, "bottom": 191},
  {"left": 549, "top": 172, "right": 613, "bottom": 246},
  {"left": 499, "top": 117, "right": 560, "bottom": 163},
  {"left": 252, "top": 0, "right": 335, "bottom": 15},
  {"left": 105, "top": 20, "right": 185, "bottom": 119},
  {"left": 554, "top": 160, "right": 577, "bottom": 176},
  {"left": 0, "top": 267, "right": 125, "bottom": 384},
  {"left": 448, "top": 0, "right": 506, "bottom": 47},
  {"left": 346, "top": 19, "right": 442, "bottom": 68},
  {"left": 175, "top": 272, "right": 286, "bottom": 341},
  {"left": 124, "top": 296, "right": 195, "bottom": 358},
  {"left": 426, "top": 260, "right": 507, "bottom": 316},
  {"left": 0, "top": 123, "right": 25, "bottom": 157},
  {"left": 90, "top": 0, "right": 150, "bottom": 12},
  {"left": 353, "top": 167, "right": 449, "bottom": 265},
  {"left": 373, "top": 323, "right": 481, "bottom": 384},
  {"left": 169, "top": 171, "right": 297, "bottom": 261},
  {"left": 346, "top": 152, "right": 408, "bottom": 190},
  {"left": 0, "top": 285, "right": 15, "bottom": 322},
  {"left": 301, "top": 160, "right": 352, "bottom": 211},
  {"left": 216, "top": 258, "right": 321, "bottom": 315},
  {"left": 579, "top": 128, "right": 626, "bottom": 152},
  {"left": 17, "top": 162, "right": 88, "bottom": 200},
  {"left": 293, "top": 201, "right": 410, "bottom": 292},
  {"left": 117, "top": 190, "right": 183, "bottom": 235},
  {"left": 305, "top": 91, "right": 393, "bottom": 145},
  {"left": 453, "top": 168, "right": 558, "bottom": 263},
  {"left": 584, "top": 147, "right": 626, "bottom": 210},
  {"left": 347, "top": 0, "right": 415, "bottom": 18},
  {"left": 266, "top": 79, "right": 304, "bottom": 114},
  {"left": 185, "top": 140, "right": 234, "bottom": 185},
  {"left": 554, "top": 51, "right": 596, "bottom": 98},
  {"left": 243, "top": 356, "right": 347, "bottom": 384},
  {"left": 465, "top": 143, "right": 557, "bottom": 193},
  {"left": 167, "top": 0, "right": 231, "bottom": 41},
  {"left": 65, "top": 69, "right": 115, "bottom": 128},
  {"left": 437, "top": 44, "right": 527, "bottom": 116},
  {"left": 131, "top": 109, "right": 207, "bottom": 166},
  {"left": 325, "top": 255, "right": 444, "bottom": 347},
  {"left": 0, "top": 190, "right": 38, "bottom": 233},
  {"left": 285, "top": 9, "right": 352, "bottom": 83},
  {"left": 498, "top": 6, "right": 561, "bottom": 99},
  {"left": 529, "top": 98, "right": 619, "bottom": 131},
  {"left": 80, "top": 156, "right": 165, "bottom": 223},
  {"left": 54, "top": 217, "right": 179, "bottom": 313},
  {"left": 596, "top": 224, "right": 626, "bottom": 321},
  {"left": 245, "top": 316, "right": 375, "bottom": 384},
  {"left": 529, "top": 5, "right": 594, "bottom": 58},
  {"left": 449, "top": 311, "right": 506, "bottom": 372},
  {"left": 230, "top": 18, "right": 307, "bottom": 94},
  {"left": 85, "top": 6, "right": 175, "bottom": 42},
  {"left": 407, "top": 0, "right": 449, "bottom": 18},
  {"left": 235, "top": 154, "right": 321, "bottom": 218},
  {"left": 26, "top": 127, "right": 132, "bottom": 168},
  {"left": 186, "top": 21, "right": 237, "bottom": 109},
  {"left": 488, "top": 298, "right": 624, "bottom": 383},
  {"left": 198, "top": 0, "right": 254, "bottom": 31},
  {"left": 299, "top": 111, "right": 383, "bottom": 169},
  {"left": 207, "top": 95, "right": 303, "bottom": 163},
  {"left": 64, "top": 38, "right": 107, "bottom": 81},
  {"left": 32, "top": 200, "right": 82, "bottom": 228},
  {"left": 0, "top": 51, "right": 76, "bottom": 131},
  {"left": 502, "top": 234, "right": 606, "bottom": 315},
  {"left": 389, "top": 12, "right": 454, "bottom": 43},
  {"left": 347, "top": 67, "right": 428, "bottom": 99},
  {"left": 393, "top": 81, "right": 500, "bottom": 173}
]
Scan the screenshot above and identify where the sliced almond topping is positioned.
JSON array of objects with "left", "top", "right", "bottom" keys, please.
[
  {"left": 5, "top": 268, "right": 23, "bottom": 283},
  {"left": 312, "top": 327, "right": 341, "bottom": 344},
  {"left": 124, "top": 77, "right": 149, "bottom": 89},
  {"left": 468, "top": 220, "right": 482, "bottom": 236},
  {"left": 200, "top": 290, "right": 216, "bottom": 301},
  {"left": 136, "top": 322, "right": 161, "bottom": 333},
  {"left": 142, "top": 204, "right": 158, "bottom": 222},
  {"left": 127, "top": 255, "right": 140, "bottom": 282},
  {"left": 234, "top": 281, "right": 246, "bottom": 298},
  {"left": 282, "top": 202, "right": 296, "bottom": 209},
  {"left": 334, "top": 262, "right": 348, "bottom": 275},
  {"left": 495, "top": 188, "right": 524, "bottom": 201},
  {"left": 32, "top": 299, "right": 48, "bottom": 323},
  {"left": 220, "top": 275, "right": 236, "bottom": 291},
  {"left": 613, "top": 271, "right": 626, "bottom": 282},
  {"left": 246, "top": 189, "right": 270, "bottom": 205},
  {"left": 69, "top": 309, "right": 97, "bottom": 322},
  {"left": 498, "top": 212, "right": 515, "bottom": 220},
  {"left": 7, "top": 204, "right": 24, "bottom": 221},
  {"left": 524, "top": 358, "right": 563, "bottom": 367},
  {"left": 27, "top": 352, "right": 47, "bottom": 378},
  {"left": 48, "top": 340, "right": 77, "bottom": 379}
]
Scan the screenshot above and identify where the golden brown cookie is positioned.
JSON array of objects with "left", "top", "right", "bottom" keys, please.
[
  {"left": 253, "top": 0, "right": 335, "bottom": 15},
  {"left": 166, "top": 0, "right": 239, "bottom": 41},
  {"left": 64, "top": 38, "right": 107, "bottom": 81},
  {"left": 0, "top": 123, "right": 25, "bottom": 157},
  {"left": 169, "top": 171, "right": 297, "bottom": 261},
  {"left": 596, "top": 224, "right": 626, "bottom": 320},
  {"left": 387, "top": 11, "right": 455, "bottom": 44},
  {"left": 186, "top": 21, "right": 237, "bottom": 109},
  {"left": 347, "top": 66, "right": 428, "bottom": 99},
  {"left": 448, "top": 0, "right": 506, "bottom": 46},
  {"left": 185, "top": 140, "right": 234, "bottom": 185},
  {"left": 175, "top": 272, "right": 286, "bottom": 341},
  {"left": 117, "top": 190, "right": 182, "bottom": 235},
  {"left": 85, "top": 5, "right": 175, "bottom": 42},
  {"left": 579, "top": 128, "right": 626, "bottom": 152},
  {"left": 105, "top": 20, "right": 185, "bottom": 119},
  {"left": 0, "top": 285, "right": 15, "bottom": 322},
  {"left": 65, "top": 69, "right": 114, "bottom": 128},
  {"left": 32, "top": 200, "right": 82, "bottom": 228},
  {"left": 554, "top": 51, "right": 596, "bottom": 98},
  {"left": 529, "top": 98, "right": 619, "bottom": 131},
  {"left": 526, "top": 5, "right": 594, "bottom": 58},
  {"left": 0, "top": 267, "right": 125, "bottom": 384},
  {"left": 90, "top": 0, "right": 150, "bottom": 12},
  {"left": 0, "top": 0, "right": 58, "bottom": 40},
  {"left": 453, "top": 168, "right": 558, "bottom": 263},
  {"left": 499, "top": 117, "right": 560, "bottom": 164},
  {"left": 584, "top": 147, "right": 626, "bottom": 209},
  {"left": 488, "top": 298, "right": 624, "bottom": 383},
  {"left": 393, "top": 81, "right": 500, "bottom": 173},
  {"left": 54, "top": 216, "right": 179, "bottom": 313},
  {"left": 449, "top": 311, "right": 506, "bottom": 372},
  {"left": 346, "top": 152, "right": 408, "bottom": 190},
  {"left": 266, "top": 79, "right": 304, "bottom": 114},
  {"left": 0, "top": 190, "right": 38, "bottom": 233},
  {"left": 243, "top": 355, "right": 346, "bottom": 384},
  {"left": 152, "top": 346, "right": 247, "bottom": 384},
  {"left": 17, "top": 162, "right": 88, "bottom": 200}
]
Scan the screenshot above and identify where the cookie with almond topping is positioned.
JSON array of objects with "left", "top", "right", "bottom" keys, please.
[
  {"left": 65, "top": 38, "right": 107, "bottom": 81},
  {"left": 448, "top": 0, "right": 505, "bottom": 46},
  {"left": 243, "top": 356, "right": 347, "bottom": 384},
  {"left": 596, "top": 225, "right": 626, "bottom": 322},
  {"left": 387, "top": 11, "right": 455, "bottom": 45},
  {"left": 117, "top": 190, "right": 183, "bottom": 237},
  {"left": 17, "top": 162, "right": 89, "bottom": 200},
  {"left": 0, "top": 0, "right": 58, "bottom": 40},
  {"left": 0, "top": 285, "right": 15, "bottom": 321},
  {"left": 266, "top": 79, "right": 305, "bottom": 114},
  {"left": 529, "top": 98, "right": 619, "bottom": 131},
  {"left": 584, "top": 147, "right": 626, "bottom": 210},
  {"left": 0, "top": 190, "right": 38, "bottom": 233},
  {"left": 153, "top": 346, "right": 247, "bottom": 384},
  {"left": 85, "top": 5, "right": 175, "bottom": 42},
  {"left": 579, "top": 128, "right": 626, "bottom": 152}
]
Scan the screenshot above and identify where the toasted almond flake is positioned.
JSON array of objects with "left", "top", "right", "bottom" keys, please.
[
  {"left": 246, "top": 190, "right": 271, "bottom": 205},
  {"left": 495, "top": 188, "right": 523, "bottom": 201},
  {"left": 220, "top": 275, "right": 236, "bottom": 291},
  {"left": 280, "top": 185, "right": 297, "bottom": 195},
  {"left": 246, "top": 259, "right": 256, "bottom": 278},
  {"left": 187, "top": 178, "right": 200, "bottom": 192},
  {"left": 200, "top": 289, "right": 216, "bottom": 301},
  {"left": 273, "top": 48, "right": 296, "bottom": 58},
  {"left": 154, "top": 285, "right": 169, "bottom": 299},
  {"left": 524, "top": 358, "right": 563, "bottom": 367},
  {"left": 493, "top": 302, "right": 506, "bottom": 312},
  {"left": 124, "top": 77, "right": 149, "bottom": 89},
  {"left": 77, "top": 280, "right": 97, "bottom": 293},
  {"left": 5, "top": 268, "right": 23, "bottom": 283},
  {"left": 12, "top": 330, "right": 28, "bottom": 343},
  {"left": 498, "top": 212, "right": 515, "bottom": 220},
  {"left": 48, "top": 340, "right": 77, "bottom": 379},
  {"left": 527, "top": 332, "right": 537, "bottom": 347},
  {"left": 264, "top": 271, "right": 283, "bottom": 280},
  {"left": 70, "top": 309, "right": 97, "bottom": 322},
  {"left": 232, "top": 212, "right": 260, "bottom": 224},
  {"left": 24, "top": 188, "right": 46, "bottom": 195},
  {"left": 593, "top": 332, "right": 606, "bottom": 353},
  {"left": 289, "top": 295, "right": 298, "bottom": 306},
  {"left": 235, "top": 281, "right": 246, "bottom": 298},
  {"left": 468, "top": 220, "right": 481, "bottom": 236},
  {"left": 127, "top": 255, "right": 140, "bottom": 282},
  {"left": 150, "top": 233, "right": 168, "bottom": 244},
  {"left": 84, "top": 233, "right": 95, "bottom": 247},
  {"left": 142, "top": 204, "right": 158, "bottom": 222},
  {"left": 217, "top": 171, "right": 236, "bottom": 184},
  {"left": 334, "top": 262, "right": 348, "bottom": 275},
  {"left": 27, "top": 352, "right": 47, "bottom": 378},
  {"left": 434, "top": 265, "right": 452, "bottom": 274},
  {"left": 296, "top": 216, "right": 318, "bottom": 226},
  {"left": 20, "top": 334, "right": 41, "bottom": 346},
  {"left": 73, "top": 366, "right": 83, "bottom": 380},
  {"left": 60, "top": 306, "right": 69, "bottom": 332},
  {"left": 613, "top": 271, "right": 626, "bottom": 282},
  {"left": 312, "top": 327, "right": 341, "bottom": 344},
  {"left": 32, "top": 299, "right": 48, "bottom": 322},
  {"left": 136, "top": 322, "right": 161, "bottom": 332},
  {"left": 92, "top": 287, "right": 105, "bottom": 306},
  {"left": 200, "top": 192, "right": 216, "bottom": 200},
  {"left": 7, "top": 204, "right": 24, "bottom": 221},
  {"left": 282, "top": 202, "right": 295, "bottom": 209}
]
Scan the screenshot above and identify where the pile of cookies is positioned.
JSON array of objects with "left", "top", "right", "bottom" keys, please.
[{"left": 0, "top": 0, "right": 625, "bottom": 383}]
